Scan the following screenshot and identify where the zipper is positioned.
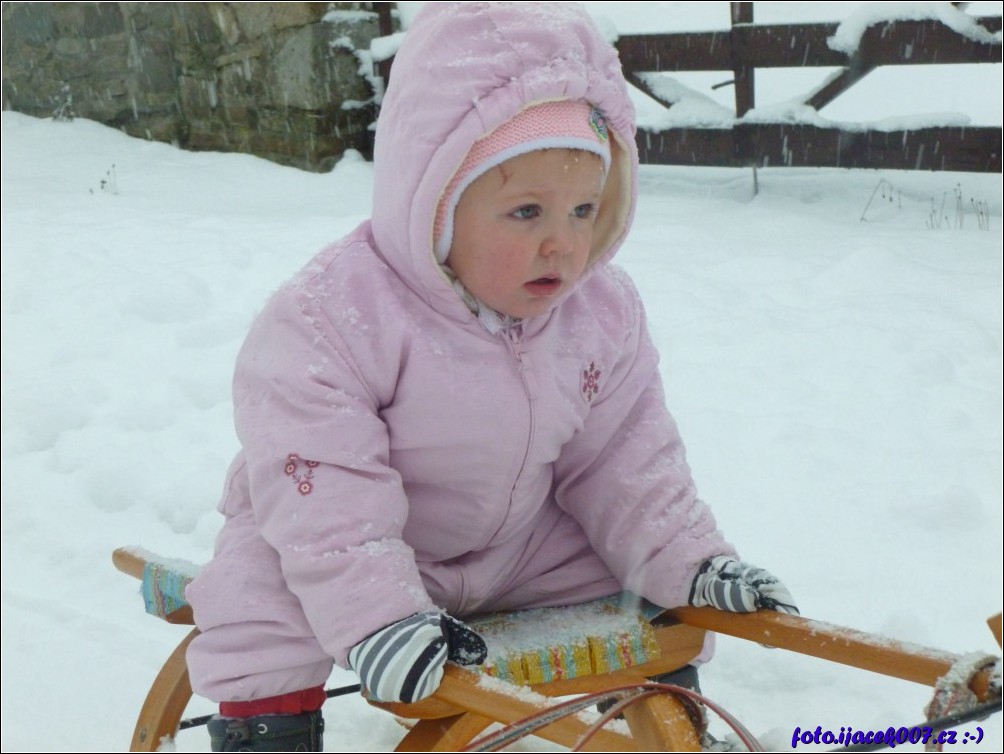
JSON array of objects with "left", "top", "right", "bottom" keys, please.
[{"left": 486, "top": 325, "right": 536, "bottom": 545}]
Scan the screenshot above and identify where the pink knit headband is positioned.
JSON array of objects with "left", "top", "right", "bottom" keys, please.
[{"left": 434, "top": 100, "right": 611, "bottom": 263}]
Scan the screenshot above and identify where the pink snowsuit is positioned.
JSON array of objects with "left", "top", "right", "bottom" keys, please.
[{"left": 186, "top": 1, "right": 735, "bottom": 703}]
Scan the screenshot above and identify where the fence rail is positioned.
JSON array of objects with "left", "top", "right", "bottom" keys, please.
[
  {"left": 640, "top": 124, "right": 1000, "bottom": 172},
  {"left": 618, "top": 4, "right": 1002, "bottom": 172}
]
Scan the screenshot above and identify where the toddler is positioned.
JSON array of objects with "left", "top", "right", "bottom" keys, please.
[{"left": 185, "top": 3, "right": 797, "bottom": 751}]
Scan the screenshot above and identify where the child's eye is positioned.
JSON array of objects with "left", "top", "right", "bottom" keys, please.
[
  {"left": 573, "top": 203, "right": 597, "bottom": 219},
  {"left": 512, "top": 205, "right": 541, "bottom": 220}
]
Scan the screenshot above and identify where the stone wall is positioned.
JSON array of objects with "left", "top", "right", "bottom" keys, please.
[{"left": 2, "top": 2, "right": 390, "bottom": 171}]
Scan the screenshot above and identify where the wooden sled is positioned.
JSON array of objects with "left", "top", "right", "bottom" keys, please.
[{"left": 113, "top": 547, "right": 1001, "bottom": 752}]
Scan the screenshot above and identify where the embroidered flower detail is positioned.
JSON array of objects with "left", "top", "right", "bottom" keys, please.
[
  {"left": 581, "top": 360, "right": 602, "bottom": 404},
  {"left": 589, "top": 108, "right": 609, "bottom": 142},
  {"left": 284, "top": 454, "right": 316, "bottom": 495}
]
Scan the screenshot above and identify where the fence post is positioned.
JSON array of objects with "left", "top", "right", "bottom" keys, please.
[
  {"left": 731, "top": 3, "right": 755, "bottom": 172},
  {"left": 730, "top": 2, "right": 755, "bottom": 117}
]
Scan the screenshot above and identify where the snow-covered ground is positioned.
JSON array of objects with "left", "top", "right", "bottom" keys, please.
[{"left": 2, "top": 3, "right": 1002, "bottom": 752}]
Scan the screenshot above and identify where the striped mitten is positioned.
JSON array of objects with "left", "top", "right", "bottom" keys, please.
[
  {"left": 688, "top": 555, "right": 799, "bottom": 615},
  {"left": 347, "top": 611, "right": 486, "bottom": 703}
]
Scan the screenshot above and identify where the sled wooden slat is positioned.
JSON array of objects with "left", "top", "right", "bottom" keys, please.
[
  {"left": 990, "top": 613, "right": 1002, "bottom": 649},
  {"left": 669, "top": 606, "right": 998, "bottom": 701},
  {"left": 129, "top": 628, "right": 200, "bottom": 751},
  {"left": 395, "top": 711, "right": 495, "bottom": 752},
  {"left": 113, "top": 547, "right": 146, "bottom": 580},
  {"left": 421, "top": 666, "right": 638, "bottom": 750},
  {"left": 620, "top": 673, "right": 703, "bottom": 752}
]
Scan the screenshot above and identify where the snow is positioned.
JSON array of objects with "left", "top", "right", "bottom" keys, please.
[
  {"left": 322, "top": 9, "right": 379, "bottom": 26},
  {"left": 2, "top": 2, "right": 1002, "bottom": 752},
  {"left": 370, "top": 32, "right": 407, "bottom": 63},
  {"left": 633, "top": 73, "right": 735, "bottom": 128},
  {"left": 827, "top": 3, "right": 1003, "bottom": 55}
]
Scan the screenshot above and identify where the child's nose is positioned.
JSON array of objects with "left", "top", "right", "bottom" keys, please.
[{"left": 540, "top": 220, "right": 576, "bottom": 257}]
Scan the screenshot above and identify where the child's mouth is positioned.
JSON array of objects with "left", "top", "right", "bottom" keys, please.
[{"left": 524, "top": 276, "right": 562, "bottom": 295}]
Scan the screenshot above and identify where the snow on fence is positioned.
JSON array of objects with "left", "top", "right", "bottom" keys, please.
[{"left": 616, "top": 2, "right": 1002, "bottom": 172}]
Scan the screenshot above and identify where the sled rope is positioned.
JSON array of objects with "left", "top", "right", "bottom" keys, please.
[
  {"left": 576, "top": 683, "right": 764, "bottom": 752},
  {"left": 459, "top": 682, "right": 764, "bottom": 752}
]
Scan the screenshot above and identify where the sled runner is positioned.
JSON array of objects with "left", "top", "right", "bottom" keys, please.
[{"left": 113, "top": 547, "right": 1001, "bottom": 751}]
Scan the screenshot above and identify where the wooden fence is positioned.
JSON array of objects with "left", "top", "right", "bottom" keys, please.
[{"left": 617, "top": 3, "right": 1002, "bottom": 172}]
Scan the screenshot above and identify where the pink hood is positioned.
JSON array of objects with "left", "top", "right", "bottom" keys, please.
[{"left": 371, "top": 1, "right": 638, "bottom": 322}]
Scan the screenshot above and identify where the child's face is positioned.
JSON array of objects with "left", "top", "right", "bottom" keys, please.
[{"left": 447, "top": 149, "right": 605, "bottom": 321}]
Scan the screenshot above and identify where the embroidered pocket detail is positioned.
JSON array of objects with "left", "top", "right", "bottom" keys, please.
[
  {"left": 284, "top": 453, "right": 318, "bottom": 496},
  {"left": 581, "top": 361, "right": 602, "bottom": 404}
]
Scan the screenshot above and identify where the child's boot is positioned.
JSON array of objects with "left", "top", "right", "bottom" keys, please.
[
  {"left": 209, "top": 687, "right": 326, "bottom": 752},
  {"left": 207, "top": 709, "right": 324, "bottom": 752}
]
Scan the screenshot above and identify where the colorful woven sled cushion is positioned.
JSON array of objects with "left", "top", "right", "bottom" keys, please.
[
  {"left": 133, "top": 551, "right": 198, "bottom": 620},
  {"left": 468, "top": 595, "right": 663, "bottom": 686},
  {"left": 132, "top": 551, "right": 663, "bottom": 684}
]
